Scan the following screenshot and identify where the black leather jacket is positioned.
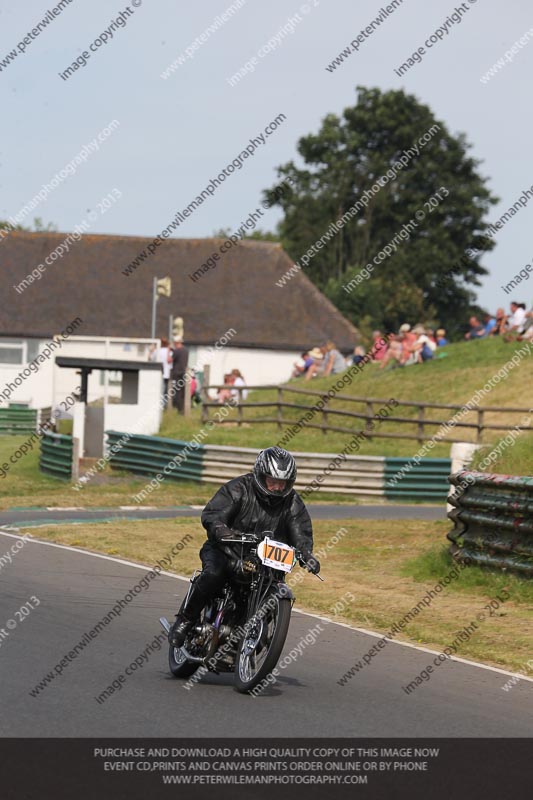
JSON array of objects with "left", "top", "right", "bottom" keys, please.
[{"left": 201, "top": 473, "right": 313, "bottom": 555}]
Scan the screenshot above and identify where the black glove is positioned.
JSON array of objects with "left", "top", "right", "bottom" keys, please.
[
  {"left": 213, "top": 523, "right": 241, "bottom": 543},
  {"left": 300, "top": 552, "right": 320, "bottom": 575}
]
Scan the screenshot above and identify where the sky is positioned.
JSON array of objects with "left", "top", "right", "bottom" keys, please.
[{"left": 1, "top": 0, "right": 532, "bottom": 315}]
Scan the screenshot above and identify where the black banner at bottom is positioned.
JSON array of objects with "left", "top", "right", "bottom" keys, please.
[{"left": 1, "top": 738, "right": 531, "bottom": 799}]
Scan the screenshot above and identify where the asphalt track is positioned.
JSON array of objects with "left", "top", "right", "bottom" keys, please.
[
  {"left": 0, "top": 503, "right": 445, "bottom": 527},
  {"left": 1, "top": 529, "right": 531, "bottom": 737}
]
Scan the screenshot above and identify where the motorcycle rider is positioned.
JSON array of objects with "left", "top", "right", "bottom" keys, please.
[{"left": 168, "top": 446, "right": 321, "bottom": 647}]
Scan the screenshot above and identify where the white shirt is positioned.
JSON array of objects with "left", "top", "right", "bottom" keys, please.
[
  {"left": 509, "top": 307, "right": 526, "bottom": 330},
  {"left": 158, "top": 347, "right": 171, "bottom": 379},
  {"left": 232, "top": 376, "right": 248, "bottom": 400}
]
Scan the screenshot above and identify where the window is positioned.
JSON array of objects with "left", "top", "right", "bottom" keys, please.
[{"left": 0, "top": 340, "right": 24, "bottom": 365}]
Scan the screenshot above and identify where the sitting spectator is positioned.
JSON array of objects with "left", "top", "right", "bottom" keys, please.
[
  {"left": 483, "top": 313, "right": 497, "bottom": 336},
  {"left": 464, "top": 316, "right": 486, "bottom": 340},
  {"left": 304, "top": 346, "right": 326, "bottom": 380},
  {"left": 231, "top": 369, "right": 248, "bottom": 401},
  {"left": 436, "top": 328, "right": 448, "bottom": 346},
  {"left": 322, "top": 341, "right": 346, "bottom": 377},
  {"left": 492, "top": 308, "right": 507, "bottom": 335},
  {"left": 398, "top": 324, "right": 419, "bottom": 366},
  {"left": 370, "top": 330, "right": 388, "bottom": 361},
  {"left": 352, "top": 346, "right": 366, "bottom": 365},
  {"left": 412, "top": 325, "right": 436, "bottom": 362},
  {"left": 380, "top": 334, "right": 403, "bottom": 369},
  {"left": 292, "top": 351, "right": 314, "bottom": 378},
  {"left": 217, "top": 373, "right": 234, "bottom": 404},
  {"left": 508, "top": 301, "right": 527, "bottom": 332}
]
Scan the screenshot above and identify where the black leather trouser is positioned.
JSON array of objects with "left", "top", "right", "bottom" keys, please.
[{"left": 182, "top": 541, "right": 231, "bottom": 620}]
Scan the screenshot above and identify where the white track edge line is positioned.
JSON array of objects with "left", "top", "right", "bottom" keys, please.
[{"left": 1, "top": 527, "right": 532, "bottom": 685}]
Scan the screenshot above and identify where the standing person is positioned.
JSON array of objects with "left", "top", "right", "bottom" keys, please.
[
  {"left": 152, "top": 337, "right": 172, "bottom": 399},
  {"left": 171, "top": 337, "right": 189, "bottom": 414}
]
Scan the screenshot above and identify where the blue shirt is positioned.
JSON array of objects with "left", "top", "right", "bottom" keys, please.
[{"left": 484, "top": 318, "right": 497, "bottom": 335}]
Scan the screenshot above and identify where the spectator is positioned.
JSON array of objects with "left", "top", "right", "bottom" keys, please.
[
  {"left": 292, "top": 351, "right": 314, "bottom": 378},
  {"left": 352, "top": 346, "right": 366, "bottom": 365},
  {"left": 322, "top": 340, "right": 347, "bottom": 377},
  {"left": 436, "top": 328, "right": 448, "bottom": 346},
  {"left": 464, "top": 316, "right": 485, "bottom": 340},
  {"left": 370, "top": 330, "right": 388, "bottom": 361},
  {"left": 171, "top": 337, "right": 189, "bottom": 414},
  {"left": 412, "top": 325, "right": 436, "bottom": 362},
  {"left": 231, "top": 369, "right": 248, "bottom": 401},
  {"left": 492, "top": 308, "right": 507, "bottom": 335},
  {"left": 398, "top": 324, "right": 419, "bottom": 366},
  {"left": 217, "top": 373, "right": 234, "bottom": 404},
  {"left": 483, "top": 313, "right": 497, "bottom": 336},
  {"left": 508, "top": 301, "right": 527, "bottom": 332},
  {"left": 150, "top": 336, "right": 172, "bottom": 399},
  {"left": 304, "top": 347, "right": 325, "bottom": 380},
  {"left": 190, "top": 369, "right": 202, "bottom": 406},
  {"left": 380, "top": 334, "right": 403, "bottom": 369}
]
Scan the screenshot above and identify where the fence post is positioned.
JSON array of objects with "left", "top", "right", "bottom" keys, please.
[
  {"left": 365, "top": 401, "right": 374, "bottom": 435},
  {"left": 277, "top": 388, "right": 283, "bottom": 429},
  {"left": 322, "top": 395, "right": 329, "bottom": 436},
  {"left": 183, "top": 369, "right": 191, "bottom": 417},
  {"left": 237, "top": 388, "right": 243, "bottom": 426},
  {"left": 477, "top": 409, "right": 484, "bottom": 442},
  {"left": 417, "top": 406, "right": 425, "bottom": 443},
  {"left": 71, "top": 437, "right": 80, "bottom": 482}
]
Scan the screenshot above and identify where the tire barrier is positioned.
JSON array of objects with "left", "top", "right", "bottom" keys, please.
[
  {"left": 39, "top": 432, "right": 74, "bottom": 480},
  {"left": 447, "top": 470, "right": 533, "bottom": 576},
  {"left": 106, "top": 431, "right": 452, "bottom": 501}
]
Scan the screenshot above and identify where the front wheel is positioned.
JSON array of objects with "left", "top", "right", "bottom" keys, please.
[
  {"left": 233, "top": 595, "right": 291, "bottom": 693},
  {"left": 168, "top": 644, "right": 199, "bottom": 679}
]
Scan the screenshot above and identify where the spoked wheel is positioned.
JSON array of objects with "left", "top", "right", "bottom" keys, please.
[
  {"left": 233, "top": 595, "right": 291, "bottom": 693},
  {"left": 168, "top": 644, "right": 199, "bottom": 679}
]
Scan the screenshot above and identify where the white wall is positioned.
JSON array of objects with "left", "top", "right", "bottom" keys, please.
[
  {"left": 103, "top": 369, "right": 162, "bottom": 444},
  {"left": 0, "top": 335, "right": 304, "bottom": 409},
  {"left": 189, "top": 346, "right": 302, "bottom": 387},
  {"left": 0, "top": 336, "right": 157, "bottom": 409}
]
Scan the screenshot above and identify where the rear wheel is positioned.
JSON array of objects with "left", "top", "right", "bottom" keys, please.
[{"left": 233, "top": 595, "right": 291, "bottom": 693}]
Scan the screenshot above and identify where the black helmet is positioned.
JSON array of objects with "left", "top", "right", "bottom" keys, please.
[{"left": 253, "top": 447, "right": 297, "bottom": 502}]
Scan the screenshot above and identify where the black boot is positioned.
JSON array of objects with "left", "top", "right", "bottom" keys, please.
[{"left": 168, "top": 613, "right": 194, "bottom": 648}]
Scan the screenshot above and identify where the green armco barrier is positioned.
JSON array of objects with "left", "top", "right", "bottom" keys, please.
[
  {"left": 384, "top": 457, "right": 451, "bottom": 501},
  {"left": 39, "top": 432, "right": 73, "bottom": 480},
  {"left": 0, "top": 407, "right": 38, "bottom": 434},
  {"left": 447, "top": 470, "right": 533, "bottom": 577},
  {"left": 106, "top": 431, "right": 205, "bottom": 481}
]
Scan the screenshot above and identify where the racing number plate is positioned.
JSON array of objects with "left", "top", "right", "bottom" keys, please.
[{"left": 257, "top": 537, "right": 295, "bottom": 572}]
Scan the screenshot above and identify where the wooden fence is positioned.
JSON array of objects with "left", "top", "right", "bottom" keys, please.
[{"left": 201, "top": 384, "right": 531, "bottom": 445}]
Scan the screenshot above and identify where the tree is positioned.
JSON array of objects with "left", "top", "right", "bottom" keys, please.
[
  {"left": 212, "top": 227, "right": 279, "bottom": 242},
  {"left": 265, "top": 87, "right": 498, "bottom": 336},
  {"left": 0, "top": 217, "right": 57, "bottom": 233}
]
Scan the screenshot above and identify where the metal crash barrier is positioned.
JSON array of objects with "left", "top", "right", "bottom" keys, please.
[{"left": 447, "top": 470, "right": 533, "bottom": 576}]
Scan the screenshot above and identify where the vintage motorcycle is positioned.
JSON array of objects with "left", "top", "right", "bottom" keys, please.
[{"left": 160, "top": 531, "right": 320, "bottom": 693}]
